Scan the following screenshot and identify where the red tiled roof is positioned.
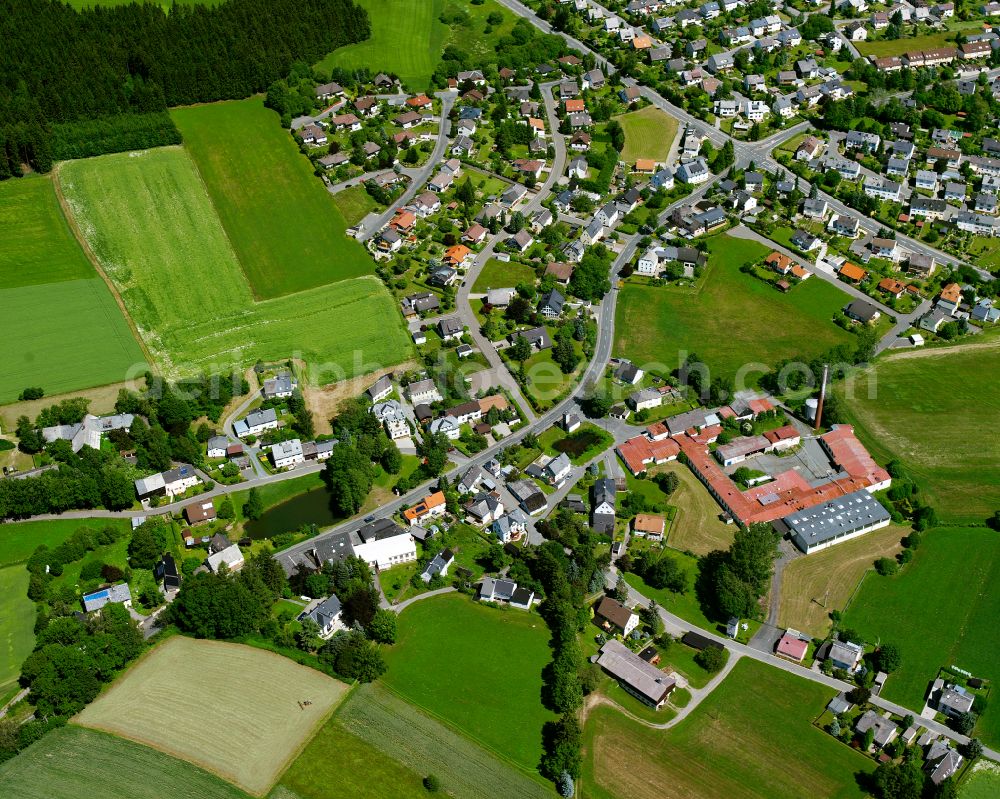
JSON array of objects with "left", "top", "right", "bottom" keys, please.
[
  {"left": 776, "top": 633, "right": 809, "bottom": 661},
  {"left": 616, "top": 434, "right": 680, "bottom": 475},
  {"left": 763, "top": 425, "right": 799, "bottom": 444},
  {"left": 748, "top": 398, "right": 775, "bottom": 415}
]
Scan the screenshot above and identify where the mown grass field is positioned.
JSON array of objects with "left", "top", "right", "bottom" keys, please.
[
  {"left": 651, "top": 462, "right": 734, "bottom": 555},
  {"left": 778, "top": 524, "right": 908, "bottom": 638},
  {"left": 381, "top": 593, "right": 555, "bottom": 772},
  {"left": 622, "top": 551, "right": 717, "bottom": 632},
  {"left": 0, "top": 176, "right": 146, "bottom": 403},
  {"left": 582, "top": 658, "right": 874, "bottom": 799},
  {"left": 75, "top": 636, "right": 348, "bottom": 795},
  {"left": 614, "top": 234, "right": 854, "bottom": 383},
  {"left": 855, "top": 31, "right": 956, "bottom": 58},
  {"left": 318, "top": 0, "right": 517, "bottom": 89},
  {"left": 833, "top": 342, "right": 1000, "bottom": 524},
  {"left": 961, "top": 761, "right": 1000, "bottom": 799},
  {"left": 0, "top": 726, "right": 250, "bottom": 799},
  {"left": 0, "top": 566, "right": 33, "bottom": 707},
  {"left": 172, "top": 100, "right": 373, "bottom": 298},
  {"left": 331, "top": 185, "right": 380, "bottom": 227},
  {"left": 842, "top": 527, "right": 1000, "bottom": 747},
  {"left": 327, "top": 683, "right": 552, "bottom": 799},
  {"left": 58, "top": 147, "right": 411, "bottom": 382},
  {"left": 0, "top": 518, "right": 132, "bottom": 568},
  {"left": 616, "top": 105, "right": 679, "bottom": 164},
  {"left": 472, "top": 258, "right": 537, "bottom": 293}
]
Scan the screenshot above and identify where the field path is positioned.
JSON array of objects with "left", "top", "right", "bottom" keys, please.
[
  {"left": 874, "top": 336, "right": 1000, "bottom": 362},
  {"left": 50, "top": 161, "right": 155, "bottom": 370}
]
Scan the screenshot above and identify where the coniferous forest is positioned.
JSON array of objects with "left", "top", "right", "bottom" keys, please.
[{"left": 0, "top": 0, "right": 370, "bottom": 175}]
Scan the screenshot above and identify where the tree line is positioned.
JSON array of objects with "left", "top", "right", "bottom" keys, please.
[{"left": 0, "top": 0, "right": 370, "bottom": 175}]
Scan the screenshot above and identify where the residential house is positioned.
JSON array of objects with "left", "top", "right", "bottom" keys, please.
[
  {"left": 591, "top": 477, "right": 616, "bottom": 533},
  {"left": 420, "top": 549, "right": 455, "bottom": 583},
  {"left": 632, "top": 513, "right": 665, "bottom": 541},
  {"left": 207, "top": 544, "right": 245, "bottom": 573},
  {"left": 507, "top": 478, "right": 548, "bottom": 515},
  {"left": 233, "top": 408, "right": 278, "bottom": 438},
  {"left": 406, "top": 378, "right": 442, "bottom": 404},
  {"left": 595, "top": 596, "right": 640, "bottom": 636},
  {"left": 844, "top": 299, "right": 881, "bottom": 324},
  {"left": 403, "top": 491, "right": 447, "bottom": 526},
  {"left": 134, "top": 464, "right": 201, "bottom": 500},
  {"left": 82, "top": 583, "right": 133, "bottom": 613}
]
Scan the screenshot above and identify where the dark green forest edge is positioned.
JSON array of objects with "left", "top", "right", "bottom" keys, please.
[{"left": 0, "top": 0, "right": 370, "bottom": 174}]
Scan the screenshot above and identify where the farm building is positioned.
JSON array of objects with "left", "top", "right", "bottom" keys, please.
[{"left": 596, "top": 639, "right": 676, "bottom": 708}]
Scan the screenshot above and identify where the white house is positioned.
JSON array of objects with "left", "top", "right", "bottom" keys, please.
[
  {"left": 233, "top": 408, "right": 278, "bottom": 438},
  {"left": 207, "top": 544, "right": 245, "bottom": 573},
  {"left": 270, "top": 439, "right": 305, "bottom": 469},
  {"left": 302, "top": 595, "right": 344, "bottom": 638}
]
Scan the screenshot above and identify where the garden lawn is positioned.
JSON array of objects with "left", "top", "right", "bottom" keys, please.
[
  {"left": 472, "top": 258, "right": 537, "bottom": 293},
  {"left": 171, "top": 99, "right": 373, "bottom": 298},
  {"left": 841, "top": 527, "right": 1000, "bottom": 747},
  {"left": 0, "top": 518, "right": 132, "bottom": 569},
  {"left": 583, "top": 658, "right": 874, "bottom": 799},
  {"left": 777, "top": 523, "right": 907, "bottom": 638},
  {"left": 616, "top": 105, "right": 679, "bottom": 165},
  {"left": 614, "top": 234, "right": 854, "bottom": 383},
  {"left": 0, "top": 176, "right": 146, "bottom": 403},
  {"left": 75, "top": 636, "right": 348, "bottom": 795},
  {"left": 0, "top": 566, "right": 33, "bottom": 707},
  {"left": 832, "top": 342, "right": 1000, "bottom": 524},
  {"left": 960, "top": 761, "right": 1000, "bottom": 799},
  {"left": 332, "top": 185, "right": 379, "bottom": 227},
  {"left": 381, "top": 593, "right": 555, "bottom": 772},
  {"left": 58, "top": 147, "right": 411, "bottom": 382},
  {"left": 0, "top": 726, "right": 250, "bottom": 799}
]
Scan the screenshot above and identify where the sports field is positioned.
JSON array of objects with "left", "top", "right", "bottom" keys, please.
[
  {"left": 614, "top": 234, "right": 854, "bottom": 383},
  {"left": 842, "top": 527, "right": 1000, "bottom": 747},
  {"left": 777, "top": 524, "right": 907, "bottom": 638},
  {"left": 616, "top": 105, "right": 679, "bottom": 165},
  {"left": 833, "top": 341, "right": 1000, "bottom": 524},
  {"left": 381, "top": 593, "right": 555, "bottom": 772},
  {"left": 0, "top": 176, "right": 146, "bottom": 403},
  {"left": 0, "top": 566, "right": 33, "bottom": 707},
  {"left": 283, "top": 683, "right": 550, "bottom": 799},
  {"left": 75, "top": 636, "right": 348, "bottom": 795},
  {"left": 583, "top": 658, "right": 874, "bottom": 799},
  {"left": 58, "top": 147, "right": 411, "bottom": 382},
  {"left": 172, "top": 100, "right": 373, "bottom": 298},
  {"left": 0, "top": 726, "right": 249, "bottom": 799},
  {"left": 318, "top": 0, "right": 517, "bottom": 89}
]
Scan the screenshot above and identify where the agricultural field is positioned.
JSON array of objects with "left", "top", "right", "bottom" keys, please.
[
  {"left": 172, "top": 100, "right": 373, "bottom": 298},
  {"left": 318, "top": 0, "right": 517, "bottom": 89},
  {"left": 0, "top": 176, "right": 146, "bottom": 403},
  {"left": 615, "top": 234, "right": 854, "bottom": 383},
  {"left": 58, "top": 147, "right": 411, "bottom": 383},
  {"left": 778, "top": 524, "right": 908, "bottom": 638},
  {"left": 472, "top": 258, "right": 538, "bottom": 293},
  {"left": 381, "top": 593, "right": 556, "bottom": 772},
  {"left": 0, "top": 517, "right": 132, "bottom": 568},
  {"left": 0, "top": 726, "right": 250, "bottom": 799},
  {"left": 75, "top": 636, "right": 349, "bottom": 795},
  {"left": 833, "top": 341, "right": 1000, "bottom": 524},
  {"left": 652, "top": 462, "right": 734, "bottom": 555},
  {"left": 331, "top": 185, "right": 380, "bottom": 227},
  {"left": 841, "top": 527, "right": 1000, "bottom": 747},
  {"left": 0, "top": 566, "right": 33, "bottom": 707},
  {"left": 329, "top": 683, "right": 552, "bottom": 799},
  {"left": 582, "top": 658, "right": 874, "bottom": 799},
  {"left": 616, "top": 105, "right": 679, "bottom": 164}
]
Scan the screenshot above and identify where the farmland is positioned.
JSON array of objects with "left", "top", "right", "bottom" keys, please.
[
  {"left": 0, "top": 726, "right": 250, "bottom": 799},
  {"left": 0, "top": 176, "right": 146, "bottom": 403},
  {"left": 615, "top": 234, "right": 854, "bottom": 382},
  {"left": 841, "top": 527, "right": 1000, "bottom": 747},
  {"left": 318, "top": 0, "right": 517, "bottom": 89},
  {"left": 172, "top": 100, "right": 373, "bottom": 298},
  {"left": 616, "top": 105, "right": 679, "bottom": 164},
  {"left": 329, "top": 683, "right": 552, "bottom": 799},
  {"left": 0, "top": 567, "right": 33, "bottom": 707},
  {"left": 0, "top": 518, "right": 132, "bottom": 568},
  {"left": 58, "top": 147, "right": 411, "bottom": 382},
  {"left": 582, "top": 658, "right": 874, "bottom": 799},
  {"left": 832, "top": 341, "right": 1000, "bottom": 524},
  {"left": 778, "top": 524, "right": 908, "bottom": 638},
  {"left": 75, "top": 636, "right": 349, "bottom": 795},
  {"left": 381, "top": 593, "right": 556, "bottom": 772}
]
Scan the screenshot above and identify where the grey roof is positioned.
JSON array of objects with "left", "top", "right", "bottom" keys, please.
[
  {"left": 207, "top": 435, "right": 229, "bottom": 452},
  {"left": 263, "top": 372, "right": 294, "bottom": 397},
  {"left": 593, "top": 477, "right": 616, "bottom": 508},
  {"left": 82, "top": 582, "right": 132, "bottom": 613},
  {"left": 538, "top": 288, "right": 565, "bottom": 315},
  {"left": 421, "top": 548, "right": 455, "bottom": 581},
  {"left": 597, "top": 639, "right": 675, "bottom": 705},
  {"left": 785, "top": 490, "right": 890, "bottom": 548},
  {"left": 305, "top": 594, "right": 342, "bottom": 629},
  {"left": 357, "top": 518, "right": 408, "bottom": 543}
]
